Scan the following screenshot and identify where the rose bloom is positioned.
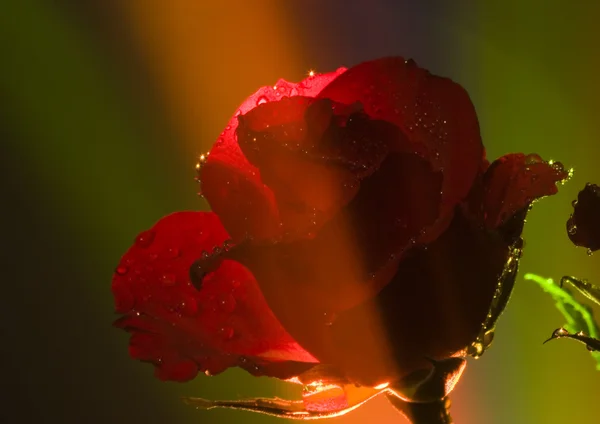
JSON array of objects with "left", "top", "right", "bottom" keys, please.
[
  {"left": 568, "top": 183, "right": 600, "bottom": 253},
  {"left": 112, "top": 57, "right": 568, "bottom": 418}
]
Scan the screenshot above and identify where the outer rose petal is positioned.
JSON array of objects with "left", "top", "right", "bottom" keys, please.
[
  {"left": 318, "top": 57, "right": 484, "bottom": 218},
  {"left": 567, "top": 183, "right": 600, "bottom": 251},
  {"left": 111, "top": 212, "right": 317, "bottom": 382},
  {"left": 476, "top": 153, "right": 569, "bottom": 228},
  {"left": 200, "top": 68, "right": 346, "bottom": 242}
]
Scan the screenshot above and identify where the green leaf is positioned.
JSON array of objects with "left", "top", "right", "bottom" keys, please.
[{"left": 525, "top": 273, "right": 600, "bottom": 370}]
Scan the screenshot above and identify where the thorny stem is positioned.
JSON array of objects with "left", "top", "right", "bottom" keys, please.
[{"left": 386, "top": 395, "right": 453, "bottom": 424}]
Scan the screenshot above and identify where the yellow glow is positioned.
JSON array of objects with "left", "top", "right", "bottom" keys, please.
[
  {"left": 120, "top": 0, "right": 302, "bottom": 156},
  {"left": 373, "top": 382, "right": 390, "bottom": 390},
  {"left": 308, "top": 69, "right": 316, "bottom": 77}
]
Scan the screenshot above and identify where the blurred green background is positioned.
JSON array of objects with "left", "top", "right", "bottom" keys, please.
[{"left": 2, "top": 1, "right": 599, "bottom": 423}]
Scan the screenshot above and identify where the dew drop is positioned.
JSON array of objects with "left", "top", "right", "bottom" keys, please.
[
  {"left": 553, "top": 327, "right": 569, "bottom": 338},
  {"left": 587, "top": 248, "right": 594, "bottom": 257},
  {"left": 256, "top": 96, "right": 268, "bottom": 106},
  {"left": 115, "top": 265, "right": 129, "bottom": 276},
  {"left": 218, "top": 293, "right": 237, "bottom": 313},
  {"left": 567, "top": 222, "right": 578, "bottom": 235},
  {"left": 195, "top": 152, "right": 210, "bottom": 172},
  {"left": 469, "top": 342, "right": 484, "bottom": 359},
  {"left": 160, "top": 273, "right": 177, "bottom": 287}
]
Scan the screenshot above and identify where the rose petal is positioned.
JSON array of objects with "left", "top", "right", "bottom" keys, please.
[
  {"left": 200, "top": 68, "right": 346, "bottom": 242},
  {"left": 318, "top": 57, "right": 484, "bottom": 218},
  {"left": 567, "top": 183, "right": 600, "bottom": 252},
  {"left": 327, "top": 206, "right": 522, "bottom": 385},
  {"left": 112, "top": 211, "right": 317, "bottom": 382},
  {"left": 236, "top": 96, "right": 405, "bottom": 240},
  {"left": 476, "top": 153, "right": 569, "bottom": 229},
  {"left": 211, "top": 152, "right": 443, "bottom": 366}
]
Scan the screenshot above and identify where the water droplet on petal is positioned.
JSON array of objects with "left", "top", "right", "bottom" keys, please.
[
  {"left": 256, "top": 96, "right": 268, "bottom": 106},
  {"left": 469, "top": 342, "right": 484, "bottom": 359},
  {"left": 135, "top": 230, "right": 155, "bottom": 248},
  {"left": 195, "top": 152, "right": 210, "bottom": 172},
  {"left": 587, "top": 248, "right": 594, "bottom": 257},
  {"left": 115, "top": 265, "right": 129, "bottom": 276}
]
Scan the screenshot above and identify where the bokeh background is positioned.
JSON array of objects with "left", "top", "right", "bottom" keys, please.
[{"left": 2, "top": 0, "right": 600, "bottom": 423}]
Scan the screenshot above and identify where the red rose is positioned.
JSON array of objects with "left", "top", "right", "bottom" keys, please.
[
  {"left": 567, "top": 183, "right": 600, "bottom": 252},
  {"left": 112, "top": 57, "right": 568, "bottom": 415}
]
